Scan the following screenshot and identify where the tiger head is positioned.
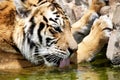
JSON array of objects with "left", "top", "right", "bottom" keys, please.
[{"left": 13, "top": 0, "right": 77, "bottom": 67}]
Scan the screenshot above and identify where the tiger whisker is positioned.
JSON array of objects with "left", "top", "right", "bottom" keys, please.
[
  {"left": 54, "top": 57, "right": 61, "bottom": 64},
  {"left": 47, "top": 55, "right": 55, "bottom": 62},
  {"left": 49, "top": 55, "right": 58, "bottom": 62}
]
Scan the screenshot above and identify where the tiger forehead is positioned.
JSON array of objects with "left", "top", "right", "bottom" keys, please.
[
  {"left": 30, "top": 2, "right": 67, "bottom": 22},
  {"left": 35, "top": 1, "right": 66, "bottom": 16},
  {"left": 48, "top": 3, "right": 65, "bottom": 14}
]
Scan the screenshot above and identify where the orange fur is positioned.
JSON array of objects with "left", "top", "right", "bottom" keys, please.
[
  {"left": 0, "top": 0, "right": 77, "bottom": 69},
  {"left": 0, "top": 0, "right": 33, "bottom": 69},
  {"left": 0, "top": 0, "right": 16, "bottom": 53},
  {"left": 71, "top": 15, "right": 113, "bottom": 64},
  {"left": 71, "top": 0, "right": 106, "bottom": 43}
]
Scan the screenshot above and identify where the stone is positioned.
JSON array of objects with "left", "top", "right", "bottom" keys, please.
[
  {"left": 56, "top": 0, "right": 88, "bottom": 24},
  {"left": 106, "top": 3, "right": 120, "bottom": 65},
  {"left": 106, "top": 30, "right": 120, "bottom": 65}
]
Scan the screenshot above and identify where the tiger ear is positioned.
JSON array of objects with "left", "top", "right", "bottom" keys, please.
[{"left": 14, "top": 0, "right": 31, "bottom": 18}]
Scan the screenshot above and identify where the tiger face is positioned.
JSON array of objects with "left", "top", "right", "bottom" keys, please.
[{"left": 13, "top": 0, "right": 77, "bottom": 67}]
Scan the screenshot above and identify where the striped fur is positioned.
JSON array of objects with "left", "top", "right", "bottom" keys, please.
[{"left": 13, "top": 0, "right": 77, "bottom": 67}]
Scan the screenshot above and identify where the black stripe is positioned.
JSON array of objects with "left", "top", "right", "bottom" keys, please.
[
  {"left": 47, "top": 40, "right": 56, "bottom": 46},
  {"left": 30, "top": 41, "right": 36, "bottom": 49},
  {"left": 46, "top": 38, "right": 55, "bottom": 46},
  {"left": 46, "top": 38, "right": 53, "bottom": 43},
  {"left": 53, "top": 3, "right": 60, "bottom": 8},
  {"left": 23, "top": 27, "right": 26, "bottom": 44},
  {"left": 27, "top": 37, "right": 36, "bottom": 49},
  {"left": 11, "top": 45, "right": 21, "bottom": 53},
  {"left": 56, "top": 15, "right": 60, "bottom": 17},
  {"left": 38, "top": 1, "right": 47, "bottom": 5},
  {"left": 43, "top": 16, "right": 48, "bottom": 23},
  {"left": 102, "top": 28, "right": 113, "bottom": 31},
  {"left": 38, "top": 22, "right": 45, "bottom": 43},
  {"left": 29, "top": 17, "right": 36, "bottom": 35},
  {"left": 27, "top": 37, "right": 30, "bottom": 43},
  {"left": 49, "top": 28, "right": 56, "bottom": 34},
  {"left": 53, "top": 11, "right": 59, "bottom": 14},
  {"left": 49, "top": 18, "right": 57, "bottom": 23},
  {"left": 37, "top": 0, "right": 42, "bottom": 3},
  {"left": 35, "top": 46, "right": 39, "bottom": 53}
]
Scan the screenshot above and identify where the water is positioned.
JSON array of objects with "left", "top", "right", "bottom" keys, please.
[
  {"left": 0, "top": 52, "right": 120, "bottom": 80},
  {"left": 0, "top": 63, "right": 120, "bottom": 80}
]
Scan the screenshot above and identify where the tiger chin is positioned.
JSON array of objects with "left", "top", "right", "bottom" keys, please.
[
  {"left": 70, "top": 15, "right": 113, "bottom": 64},
  {"left": 0, "top": 0, "right": 78, "bottom": 68}
]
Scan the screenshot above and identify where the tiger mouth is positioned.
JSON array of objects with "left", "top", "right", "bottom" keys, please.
[
  {"left": 43, "top": 49, "right": 71, "bottom": 67},
  {"left": 31, "top": 45, "right": 73, "bottom": 67}
]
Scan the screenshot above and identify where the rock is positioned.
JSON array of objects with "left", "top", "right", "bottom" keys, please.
[
  {"left": 100, "top": 6, "right": 111, "bottom": 15},
  {"left": 112, "top": 4, "right": 120, "bottom": 28},
  {"left": 109, "top": 0, "right": 120, "bottom": 5},
  {"left": 56, "top": 0, "right": 88, "bottom": 24},
  {"left": 106, "top": 30, "right": 120, "bottom": 65},
  {"left": 106, "top": 3, "right": 120, "bottom": 65}
]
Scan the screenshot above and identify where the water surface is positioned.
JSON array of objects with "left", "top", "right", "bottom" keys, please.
[
  {"left": 0, "top": 52, "right": 120, "bottom": 80},
  {"left": 0, "top": 63, "right": 120, "bottom": 80}
]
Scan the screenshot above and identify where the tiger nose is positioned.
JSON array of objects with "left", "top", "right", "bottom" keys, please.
[
  {"left": 68, "top": 47, "right": 78, "bottom": 56},
  {"left": 67, "top": 35, "right": 78, "bottom": 55},
  {"left": 68, "top": 40, "right": 78, "bottom": 55}
]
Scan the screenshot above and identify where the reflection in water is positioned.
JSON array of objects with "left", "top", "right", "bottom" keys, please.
[
  {"left": 106, "top": 67, "right": 120, "bottom": 80},
  {"left": 77, "top": 71, "right": 99, "bottom": 80},
  {"left": 0, "top": 64, "right": 120, "bottom": 80}
]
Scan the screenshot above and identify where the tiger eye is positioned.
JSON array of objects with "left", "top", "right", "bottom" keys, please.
[{"left": 54, "top": 26, "right": 62, "bottom": 32}]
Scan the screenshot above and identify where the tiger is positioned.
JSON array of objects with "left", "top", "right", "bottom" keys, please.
[
  {"left": 70, "top": 15, "right": 113, "bottom": 64},
  {"left": 71, "top": 0, "right": 107, "bottom": 43},
  {"left": 0, "top": 0, "right": 78, "bottom": 68}
]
